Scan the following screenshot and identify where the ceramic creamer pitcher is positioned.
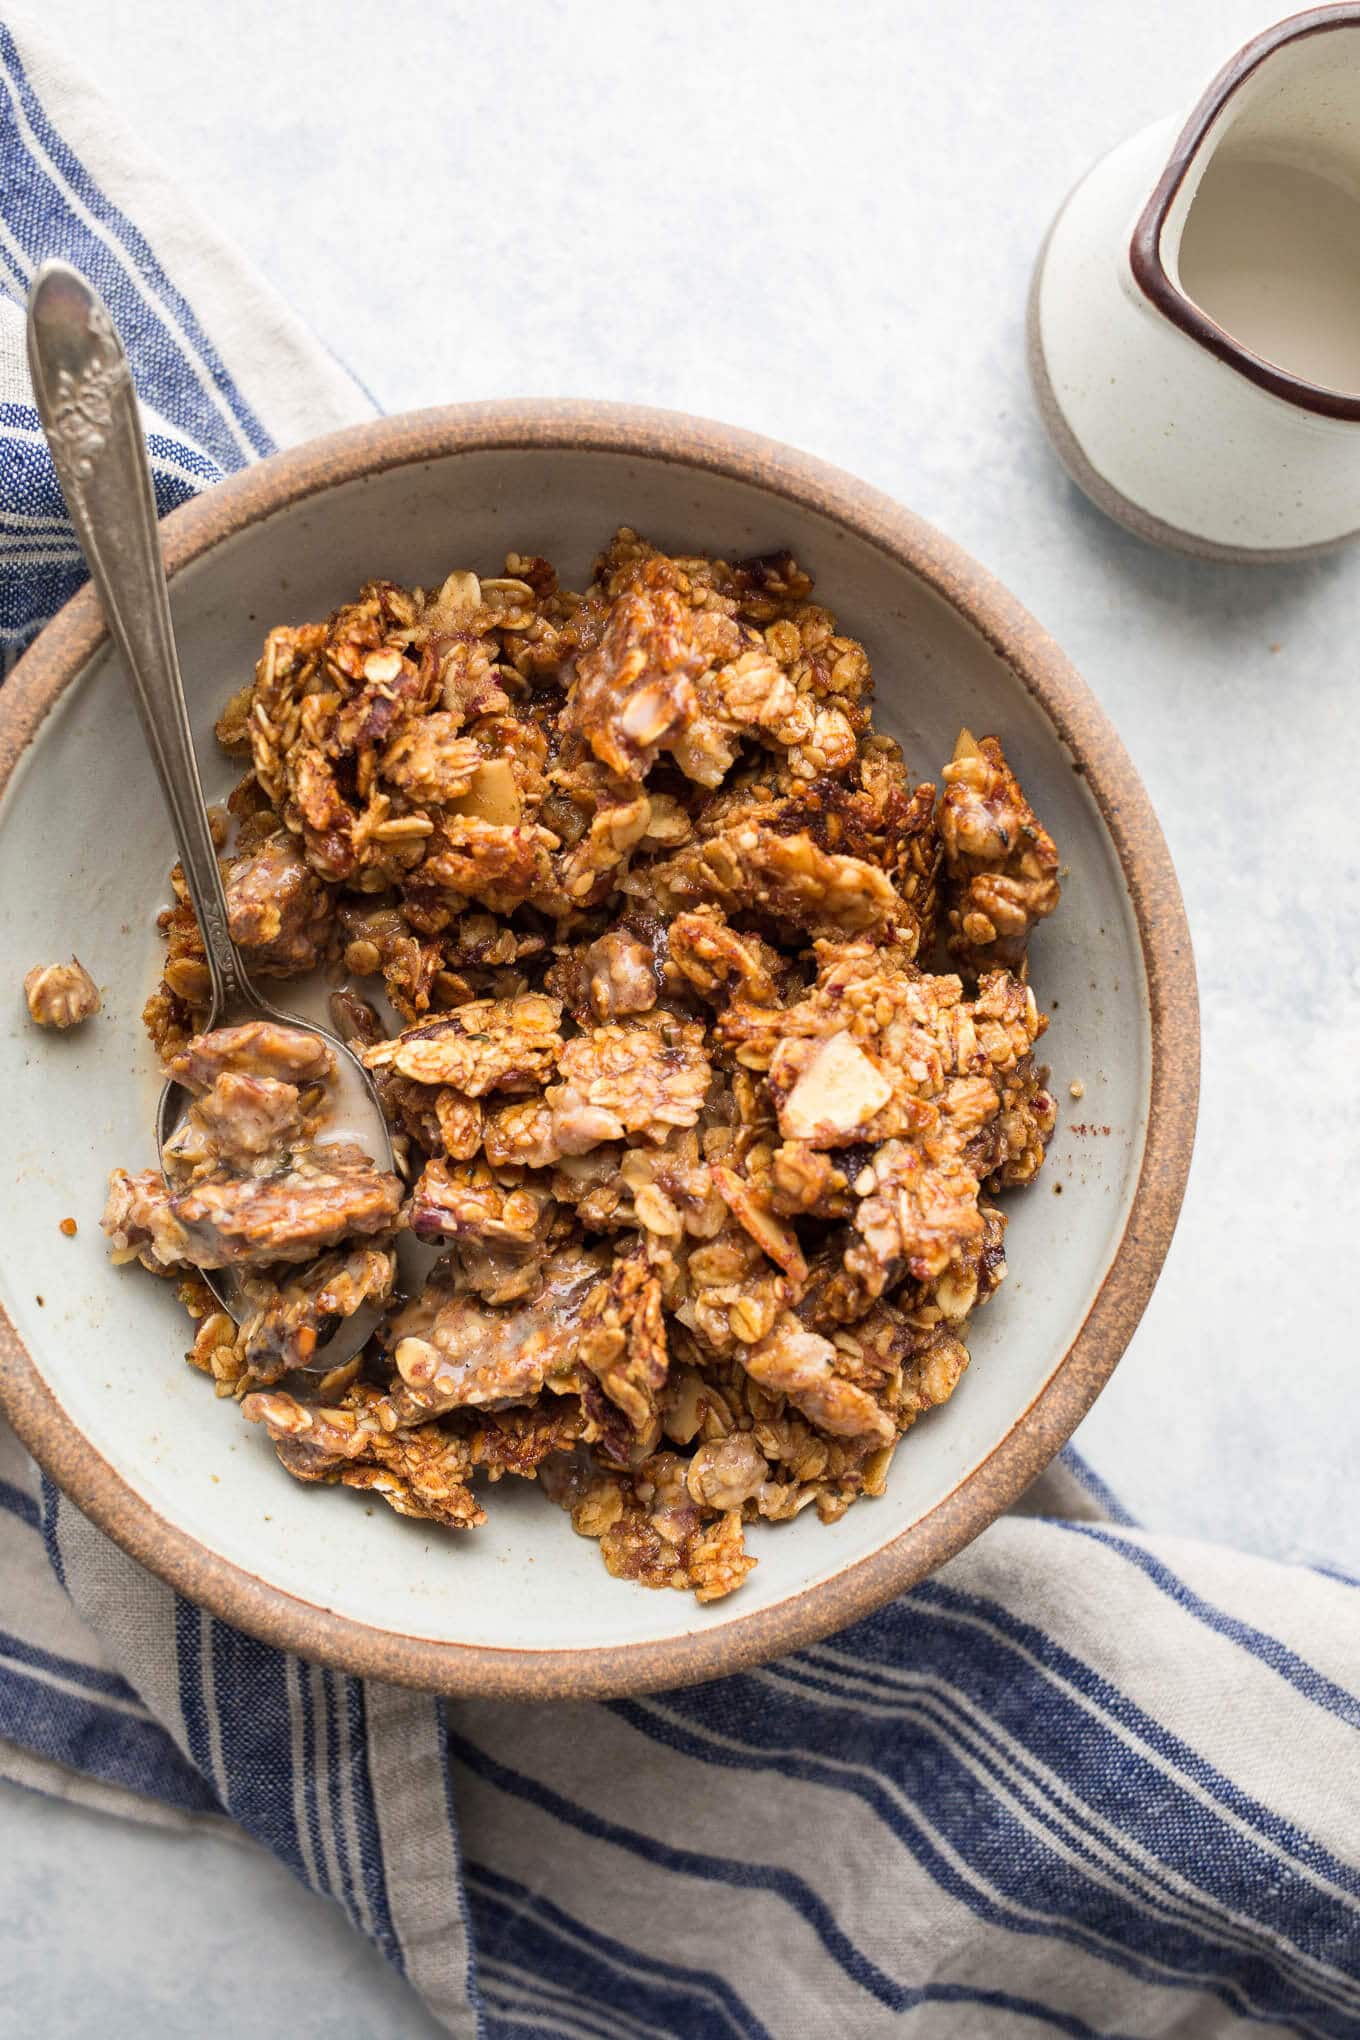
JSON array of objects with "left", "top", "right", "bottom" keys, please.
[{"left": 1031, "top": 6, "right": 1360, "bottom": 559}]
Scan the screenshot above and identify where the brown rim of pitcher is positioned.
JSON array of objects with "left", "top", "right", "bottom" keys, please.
[
  {"left": 0, "top": 401, "right": 1200, "bottom": 1701},
  {"left": 1129, "top": 3, "right": 1360, "bottom": 422}
]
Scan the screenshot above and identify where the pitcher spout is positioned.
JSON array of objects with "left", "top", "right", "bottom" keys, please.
[{"left": 1131, "top": 4, "right": 1360, "bottom": 417}]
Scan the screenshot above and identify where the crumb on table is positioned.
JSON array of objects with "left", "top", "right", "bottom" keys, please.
[{"left": 24, "top": 957, "right": 101, "bottom": 1030}]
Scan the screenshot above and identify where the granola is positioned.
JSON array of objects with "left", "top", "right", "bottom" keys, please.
[
  {"left": 100, "top": 528, "right": 1061, "bottom": 1603},
  {"left": 24, "top": 957, "right": 100, "bottom": 1029},
  {"left": 939, "top": 730, "right": 1060, "bottom": 970},
  {"left": 205, "top": 1247, "right": 399, "bottom": 1394},
  {"left": 105, "top": 1019, "right": 403, "bottom": 1273}
]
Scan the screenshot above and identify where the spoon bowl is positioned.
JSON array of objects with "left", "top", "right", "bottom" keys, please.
[{"left": 151, "top": 1005, "right": 401, "bottom": 1369}]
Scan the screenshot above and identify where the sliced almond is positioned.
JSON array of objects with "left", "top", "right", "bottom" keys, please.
[
  {"left": 434, "top": 570, "right": 481, "bottom": 613},
  {"left": 711, "top": 1165, "right": 807, "bottom": 1283},
  {"left": 780, "top": 1031, "right": 891, "bottom": 1142},
  {"left": 449, "top": 757, "right": 522, "bottom": 827},
  {"left": 362, "top": 648, "right": 405, "bottom": 685},
  {"left": 620, "top": 682, "right": 680, "bottom": 745}
]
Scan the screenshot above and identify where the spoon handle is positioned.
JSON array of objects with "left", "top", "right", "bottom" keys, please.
[{"left": 27, "top": 261, "right": 255, "bottom": 1018}]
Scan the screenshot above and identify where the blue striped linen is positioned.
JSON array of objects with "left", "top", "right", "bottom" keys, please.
[{"left": 2, "top": 17, "right": 1358, "bottom": 2036}]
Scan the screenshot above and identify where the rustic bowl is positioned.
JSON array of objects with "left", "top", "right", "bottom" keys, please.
[{"left": 0, "top": 403, "right": 1198, "bottom": 1698}]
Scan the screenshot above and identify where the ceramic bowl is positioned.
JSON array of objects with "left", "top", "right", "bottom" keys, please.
[{"left": 0, "top": 403, "right": 1198, "bottom": 1698}]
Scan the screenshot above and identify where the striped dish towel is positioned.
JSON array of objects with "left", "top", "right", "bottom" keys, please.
[{"left": 3, "top": 17, "right": 1359, "bottom": 2037}]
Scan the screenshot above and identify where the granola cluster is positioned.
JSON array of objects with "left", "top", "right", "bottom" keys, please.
[
  {"left": 103, "top": 1017, "right": 404, "bottom": 1388},
  {"left": 104, "top": 530, "right": 1059, "bottom": 1603},
  {"left": 25, "top": 957, "right": 101, "bottom": 1029}
]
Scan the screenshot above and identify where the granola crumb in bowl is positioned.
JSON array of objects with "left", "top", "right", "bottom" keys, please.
[{"left": 0, "top": 404, "right": 1198, "bottom": 1698}]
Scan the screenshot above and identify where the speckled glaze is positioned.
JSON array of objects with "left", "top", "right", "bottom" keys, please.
[
  {"left": 0, "top": 402, "right": 1199, "bottom": 1699},
  {"left": 1031, "top": 9, "right": 1360, "bottom": 560}
]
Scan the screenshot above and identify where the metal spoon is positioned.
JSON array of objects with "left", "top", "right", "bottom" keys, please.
[{"left": 27, "top": 261, "right": 398, "bottom": 1370}]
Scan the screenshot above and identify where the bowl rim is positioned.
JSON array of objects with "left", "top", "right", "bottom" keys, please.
[{"left": 0, "top": 399, "right": 1199, "bottom": 1699}]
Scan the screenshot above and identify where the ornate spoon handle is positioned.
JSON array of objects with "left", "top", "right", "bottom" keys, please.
[{"left": 27, "top": 260, "right": 255, "bottom": 1017}]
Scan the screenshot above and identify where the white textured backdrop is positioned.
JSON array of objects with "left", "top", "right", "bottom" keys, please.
[{"left": 7, "top": 0, "right": 1357, "bottom": 2030}]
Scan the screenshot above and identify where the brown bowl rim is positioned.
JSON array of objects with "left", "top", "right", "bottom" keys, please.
[{"left": 0, "top": 399, "right": 1199, "bottom": 1699}]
